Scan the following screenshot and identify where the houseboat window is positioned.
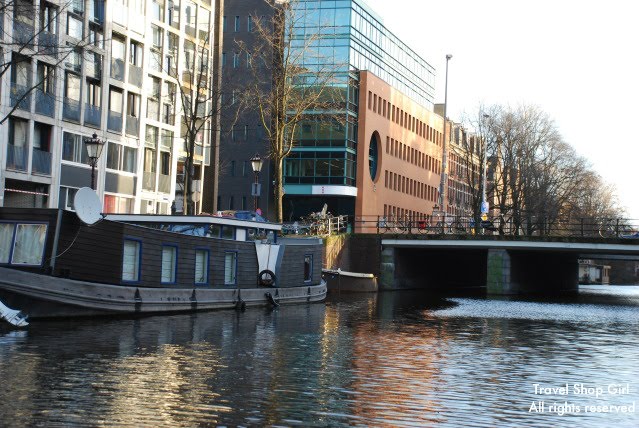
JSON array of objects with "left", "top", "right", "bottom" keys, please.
[
  {"left": 224, "top": 252, "right": 237, "bottom": 285},
  {"left": 0, "top": 223, "right": 14, "bottom": 263},
  {"left": 13, "top": 224, "right": 47, "bottom": 265},
  {"left": 208, "top": 224, "right": 221, "bottom": 237},
  {"left": 195, "top": 249, "right": 209, "bottom": 284},
  {"left": 221, "top": 225, "right": 234, "bottom": 240},
  {"left": 161, "top": 245, "right": 177, "bottom": 283},
  {"left": 122, "top": 240, "right": 141, "bottom": 282},
  {"left": 304, "top": 254, "right": 312, "bottom": 283}
]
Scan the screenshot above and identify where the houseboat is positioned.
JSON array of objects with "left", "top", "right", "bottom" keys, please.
[{"left": 0, "top": 191, "right": 326, "bottom": 326}]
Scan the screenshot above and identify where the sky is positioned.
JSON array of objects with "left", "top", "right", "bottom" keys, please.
[{"left": 362, "top": 0, "right": 639, "bottom": 218}]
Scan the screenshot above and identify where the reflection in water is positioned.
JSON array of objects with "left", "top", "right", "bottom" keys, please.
[{"left": 0, "top": 286, "right": 638, "bottom": 427}]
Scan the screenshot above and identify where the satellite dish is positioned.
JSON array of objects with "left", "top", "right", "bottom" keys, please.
[{"left": 74, "top": 187, "right": 103, "bottom": 225}]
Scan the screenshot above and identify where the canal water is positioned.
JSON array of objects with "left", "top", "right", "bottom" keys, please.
[{"left": 1, "top": 285, "right": 638, "bottom": 427}]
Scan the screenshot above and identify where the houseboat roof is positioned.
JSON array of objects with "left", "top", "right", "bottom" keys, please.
[{"left": 104, "top": 214, "right": 283, "bottom": 231}]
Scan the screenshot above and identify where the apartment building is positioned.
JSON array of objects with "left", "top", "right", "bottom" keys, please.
[
  {"left": 217, "top": 0, "right": 452, "bottom": 227},
  {"left": 0, "top": 0, "right": 220, "bottom": 214}
]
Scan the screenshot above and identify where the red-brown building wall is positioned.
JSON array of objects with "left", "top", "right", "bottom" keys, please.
[{"left": 355, "top": 71, "right": 446, "bottom": 232}]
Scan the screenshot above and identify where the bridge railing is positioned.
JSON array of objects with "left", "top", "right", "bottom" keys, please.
[{"left": 353, "top": 214, "right": 639, "bottom": 239}]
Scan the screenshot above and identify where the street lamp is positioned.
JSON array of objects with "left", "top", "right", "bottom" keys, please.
[
  {"left": 85, "top": 133, "right": 105, "bottom": 190},
  {"left": 250, "top": 154, "right": 263, "bottom": 211},
  {"left": 481, "top": 114, "right": 490, "bottom": 212},
  {"left": 438, "top": 54, "right": 452, "bottom": 214}
]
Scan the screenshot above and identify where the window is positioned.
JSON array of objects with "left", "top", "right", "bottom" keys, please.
[
  {"left": 104, "top": 195, "right": 134, "bottom": 213},
  {"left": 184, "top": 0, "right": 196, "bottom": 36},
  {"left": 161, "top": 245, "right": 177, "bottom": 283},
  {"left": 129, "top": 41, "right": 143, "bottom": 66},
  {"left": 109, "top": 87, "right": 123, "bottom": 113},
  {"left": 160, "top": 151, "right": 171, "bottom": 175},
  {"left": 0, "top": 224, "right": 14, "bottom": 263},
  {"left": 86, "top": 80, "right": 101, "bottom": 106},
  {"left": 195, "top": 249, "right": 208, "bottom": 284},
  {"left": 89, "top": 24, "right": 104, "bottom": 48},
  {"left": 106, "top": 142, "right": 136, "bottom": 172},
  {"left": 67, "top": 14, "right": 83, "bottom": 39},
  {"left": 127, "top": 92, "right": 139, "bottom": 117},
  {"left": 40, "top": 2, "right": 57, "bottom": 33},
  {"left": 62, "top": 132, "right": 90, "bottom": 163},
  {"left": 122, "top": 239, "right": 141, "bottom": 281},
  {"left": 233, "top": 52, "right": 239, "bottom": 68},
  {"left": 304, "top": 254, "right": 312, "bottom": 282},
  {"left": 0, "top": 223, "right": 48, "bottom": 266},
  {"left": 8, "top": 117, "right": 28, "bottom": 147},
  {"left": 224, "top": 252, "right": 237, "bottom": 285},
  {"left": 151, "top": 0, "right": 164, "bottom": 20},
  {"left": 234, "top": 15, "right": 239, "bottom": 32},
  {"left": 112, "top": 35, "right": 126, "bottom": 61},
  {"left": 168, "top": 0, "right": 180, "bottom": 28},
  {"left": 247, "top": 15, "right": 253, "bottom": 32}
]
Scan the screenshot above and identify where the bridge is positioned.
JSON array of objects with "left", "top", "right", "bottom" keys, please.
[{"left": 341, "top": 216, "right": 639, "bottom": 295}]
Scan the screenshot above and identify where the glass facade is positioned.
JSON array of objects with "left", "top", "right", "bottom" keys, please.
[{"left": 283, "top": 0, "right": 436, "bottom": 191}]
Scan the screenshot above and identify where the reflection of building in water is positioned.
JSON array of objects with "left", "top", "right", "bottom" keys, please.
[
  {"left": 348, "top": 305, "right": 447, "bottom": 424},
  {"left": 578, "top": 259, "right": 610, "bottom": 285}
]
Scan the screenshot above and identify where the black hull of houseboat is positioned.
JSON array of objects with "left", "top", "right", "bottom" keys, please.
[
  {"left": 0, "top": 267, "right": 327, "bottom": 319},
  {"left": 0, "top": 208, "right": 326, "bottom": 322}
]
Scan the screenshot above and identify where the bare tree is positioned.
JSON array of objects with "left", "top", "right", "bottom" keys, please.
[
  {"left": 474, "top": 103, "right": 623, "bottom": 235},
  {"left": 1, "top": 0, "right": 97, "bottom": 124},
  {"left": 166, "top": 18, "right": 235, "bottom": 215},
  {"left": 238, "top": 0, "right": 345, "bottom": 222}
]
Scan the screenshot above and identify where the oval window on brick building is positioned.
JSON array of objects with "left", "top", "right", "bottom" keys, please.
[{"left": 369, "top": 132, "right": 380, "bottom": 181}]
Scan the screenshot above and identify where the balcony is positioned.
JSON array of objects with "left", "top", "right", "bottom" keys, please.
[
  {"left": 128, "top": 64, "right": 142, "bottom": 87},
  {"left": 38, "top": 31, "right": 58, "bottom": 57},
  {"left": 84, "top": 104, "right": 102, "bottom": 127},
  {"left": 158, "top": 174, "right": 171, "bottom": 193},
  {"left": 32, "top": 148, "right": 52, "bottom": 175},
  {"left": 35, "top": 90, "right": 55, "bottom": 117},
  {"left": 143, "top": 172, "right": 156, "bottom": 191},
  {"left": 111, "top": 58, "right": 125, "bottom": 81},
  {"left": 10, "top": 83, "right": 31, "bottom": 111},
  {"left": 63, "top": 97, "right": 81, "bottom": 122},
  {"left": 13, "top": 20, "right": 35, "bottom": 47},
  {"left": 107, "top": 110, "right": 123, "bottom": 133},
  {"left": 125, "top": 115, "right": 139, "bottom": 136},
  {"left": 6, "top": 145, "right": 27, "bottom": 171}
]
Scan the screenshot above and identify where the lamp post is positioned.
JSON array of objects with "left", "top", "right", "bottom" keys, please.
[
  {"left": 481, "top": 114, "right": 490, "bottom": 212},
  {"left": 250, "top": 154, "right": 263, "bottom": 212},
  {"left": 438, "top": 54, "right": 452, "bottom": 214},
  {"left": 85, "top": 133, "right": 105, "bottom": 190}
]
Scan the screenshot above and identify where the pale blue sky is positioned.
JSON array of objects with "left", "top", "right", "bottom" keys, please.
[{"left": 363, "top": 0, "right": 639, "bottom": 218}]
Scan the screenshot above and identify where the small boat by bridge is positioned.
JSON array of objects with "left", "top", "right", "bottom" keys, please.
[{"left": 0, "top": 189, "right": 326, "bottom": 326}]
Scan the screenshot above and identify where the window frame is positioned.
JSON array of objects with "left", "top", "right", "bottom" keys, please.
[
  {"left": 194, "top": 247, "right": 209, "bottom": 285},
  {"left": 161, "top": 244, "right": 178, "bottom": 284},
  {"left": 224, "top": 251, "right": 237, "bottom": 286},
  {"left": 304, "top": 254, "right": 313, "bottom": 283},
  {"left": 0, "top": 222, "right": 49, "bottom": 267},
  {"left": 121, "top": 237, "right": 142, "bottom": 283}
]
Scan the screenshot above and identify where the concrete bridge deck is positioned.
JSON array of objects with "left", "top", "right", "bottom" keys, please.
[{"left": 377, "top": 237, "right": 639, "bottom": 295}]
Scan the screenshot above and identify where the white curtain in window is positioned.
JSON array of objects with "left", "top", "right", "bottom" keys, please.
[
  {"left": 12, "top": 224, "right": 47, "bottom": 265},
  {"left": 122, "top": 240, "right": 140, "bottom": 281},
  {"left": 224, "top": 252, "right": 236, "bottom": 285},
  {"left": 161, "top": 246, "right": 176, "bottom": 283},
  {"left": 195, "top": 250, "right": 207, "bottom": 283},
  {"left": 0, "top": 224, "right": 15, "bottom": 263}
]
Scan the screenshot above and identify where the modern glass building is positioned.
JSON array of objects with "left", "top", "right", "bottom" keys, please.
[{"left": 282, "top": 0, "right": 436, "bottom": 219}]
